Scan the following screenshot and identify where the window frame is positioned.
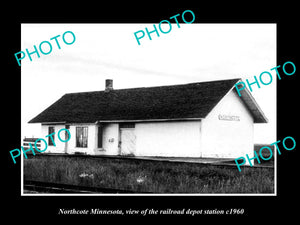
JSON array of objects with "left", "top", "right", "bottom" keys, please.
[
  {"left": 97, "top": 126, "right": 103, "bottom": 148},
  {"left": 48, "top": 126, "right": 55, "bottom": 146},
  {"left": 76, "top": 126, "right": 88, "bottom": 148}
]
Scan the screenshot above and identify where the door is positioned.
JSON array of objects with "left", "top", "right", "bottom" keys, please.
[{"left": 120, "top": 128, "right": 136, "bottom": 156}]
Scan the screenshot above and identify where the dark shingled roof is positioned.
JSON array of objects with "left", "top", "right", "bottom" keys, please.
[{"left": 29, "top": 79, "right": 264, "bottom": 124}]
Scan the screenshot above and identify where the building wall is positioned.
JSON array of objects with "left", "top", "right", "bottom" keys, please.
[
  {"left": 41, "top": 123, "right": 120, "bottom": 155},
  {"left": 200, "top": 89, "right": 254, "bottom": 159},
  {"left": 99, "top": 120, "right": 202, "bottom": 157},
  {"left": 135, "top": 121, "right": 201, "bottom": 157},
  {"left": 40, "top": 121, "right": 202, "bottom": 157},
  {"left": 41, "top": 124, "right": 97, "bottom": 155},
  {"left": 41, "top": 124, "right": 66, "bottom": 154}
]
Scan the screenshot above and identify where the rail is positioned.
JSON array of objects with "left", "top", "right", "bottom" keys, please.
[{"left": 24, "top": 180, "right": 142, "bottom": 194}]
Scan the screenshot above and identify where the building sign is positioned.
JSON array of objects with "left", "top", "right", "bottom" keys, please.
[{"left": 218, "top": 114, "right": 240, "bottom": 121}]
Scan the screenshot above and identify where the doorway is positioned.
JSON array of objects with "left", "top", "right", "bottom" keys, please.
[{"left": 119, "top": 123, "right": 136, "bottom": 156}]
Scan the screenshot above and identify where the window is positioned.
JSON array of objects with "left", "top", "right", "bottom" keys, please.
[
  {"left": 65, "top": 125, "right": 70, "bottom": 141},
  {"left": 76, "top": 127, "right": 88, "bottom": 148},
  {"left": 48, "top": 127, "right": 55, "bottom": 146},
  {"left": 119, "top": 123, "right": 135, "bottom": 128},
  {"left": 97, "top": 126, "right": 103, "bottom": 148}
]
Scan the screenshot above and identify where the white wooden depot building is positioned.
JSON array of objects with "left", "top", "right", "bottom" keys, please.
[{"left": 29, "top": 79, "right": 267, "bottom": 159}]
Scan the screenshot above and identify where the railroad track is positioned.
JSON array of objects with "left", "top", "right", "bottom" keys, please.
[{"left": 24, "top": 180, "right": 139, "bottom": 194}]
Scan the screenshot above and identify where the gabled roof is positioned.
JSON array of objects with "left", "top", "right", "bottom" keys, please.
[{"left": 28, "top": 78, "right": 267, "bottom": 124}]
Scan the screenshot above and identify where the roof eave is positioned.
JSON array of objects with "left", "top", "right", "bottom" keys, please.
[
  {"left": 234, "top": 80, "right": 268, "bottom": 123},
  {"left": 40, "top": 121, "right": 67, "bottom": 125},
  {"left": 95, "top": 118, "right": 203, "bottom": 124}
]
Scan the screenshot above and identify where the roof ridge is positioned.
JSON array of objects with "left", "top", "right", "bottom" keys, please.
[{"left": 65, "top": 78, "right": 241, "bottom": 95}]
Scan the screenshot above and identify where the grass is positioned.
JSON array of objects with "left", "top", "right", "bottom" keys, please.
[
  {"left": 23, "top": 155, "right": 274, "bottom": 193},
  {"left": 253, "top": 144, "right": 275, "bottom": 166}
]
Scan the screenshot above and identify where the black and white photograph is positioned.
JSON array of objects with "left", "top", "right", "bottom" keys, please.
[
  {"left": 4, "top": 4, "right": 298, "bottom": 221},
  {"left": 20, "top": 23, "right": 276, "bottom": 195}
]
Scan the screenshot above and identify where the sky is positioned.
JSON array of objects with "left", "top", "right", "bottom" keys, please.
[{"left": 21, "top": 23, "right": 276, "bottom": 143}]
